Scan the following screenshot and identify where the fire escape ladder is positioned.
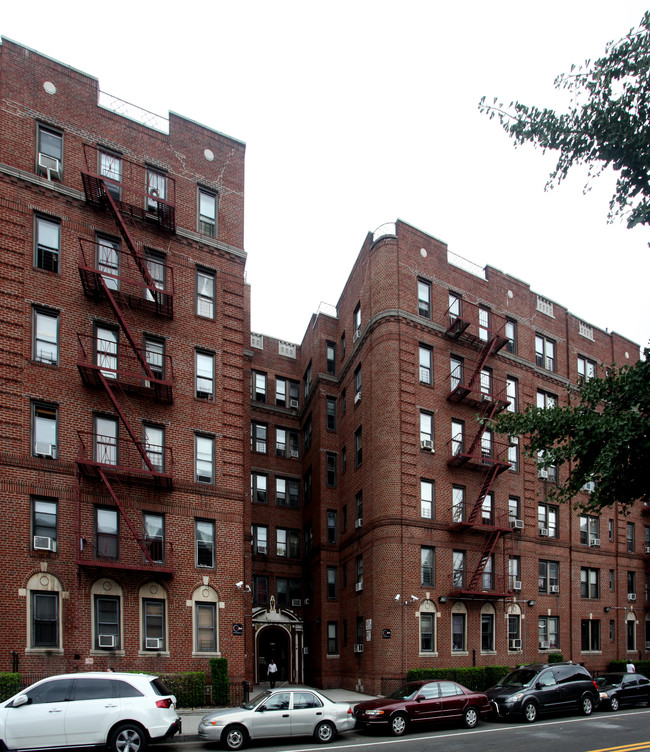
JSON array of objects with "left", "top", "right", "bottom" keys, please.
[
  {"left": 97, "top": 370, "right": 157, "bottom": 474},
  {"left": 466, "top": 464, "right": 501, "bottom": 525},
  {"left": 97, "top": 468, "right": 155, "bottom": 565},
  {"left": 465, "top": 400, "right": 500, "bottom": 458},
  {"left": 466, "top": 530, "right": 502, "bottom": 591},
  {"left": 101, "top": 184, "right": 160, "bottom": 300}
]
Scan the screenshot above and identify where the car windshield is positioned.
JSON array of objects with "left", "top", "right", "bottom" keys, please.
[
  {"left": 242, "top": 690, "right": 273, "bottom": 710},
  {"left": 596, "top": 675, "right": 622, "bottom": 687},
  {"left": 388, "top": 683, "right": 420, "bottom": 700},
  {"left": 495, "top": 669, "right": 538, "bottom": 688}
]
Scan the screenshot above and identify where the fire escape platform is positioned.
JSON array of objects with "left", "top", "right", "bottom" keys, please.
[{"left": 76, "top": 539, "right": 174, "bottom": 577}]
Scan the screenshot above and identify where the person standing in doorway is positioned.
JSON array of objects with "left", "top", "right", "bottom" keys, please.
[{"left": 267, "top": 658, "right": 278, "bottom": 688}]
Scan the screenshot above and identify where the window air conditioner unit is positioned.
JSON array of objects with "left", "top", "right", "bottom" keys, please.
[
  {"left": 38, "top": 153, "right": 61, "bottom": 180},
  {"left": 99, "top": 634, "right": 116, "bottom": 648},
  {"left": 255, "top": 442, "right": 266, "bottom": 453},
  {"left": 582, "top": 481, "right": 596, "bottom": 493},
  {"left": 33, "top": 536, "right": 55, "bottom": 551},
  {"left": 145, "top": 638, "right": 162, "bottom": 649},
  {"left": 303, "top": 647, "right": 310, "bottom": 654},
  {"left": 538, "top": 469, "right": 549, "bottom": 479},
  {"left": 34, "top": 442, "right": 54, "bottom": 458},
  {"left": 353, "top": 330, "right": 360, "bottom": 343},
  {"left": 291, "top": 599, "right": 302, "bottom": 607},
  {"left": 512, "top": 519, "right": 524, "bottom": 530},
  {"left": 420, "top": 439, "right": 434, "bottom": 452},
  {"left": 512, "top": 581, "right": 522, "bottom": 591},
  {"left": 645, "top": 546, "right": 650, "bottom": 555},
  {"left": 550, "top": 585, "right": 560, "bottom": 593},
  {"left": 353, "top": 643, "right": 364, "bottom": 653},
  {"left": 539, "top": 528, "right": 549, "bottom": 537},
  {"left": 540, "top": 641, "right": 550, "bottom": 649},
  {"left": 354, "top": 391, "right": 361, "bottom": 405},
  {"left": 628, "top": 593, "right": 637, "bottom": 602},
  {"left": 196, "top": 391, "right": 211, "bottom": 400},
  {"left": 481, "top": 394, "right": 492, "bottom": 402},
  {"left": 257, "top": 545, "right": 267, "bottom": 554},
  {"left": 290, "top": 399, "right": 299, "bottom": 409},
  {"left": 197, "top": 474, "right": 212, "bottom": 483},
  {"left": 276, "top": 448, "right": 287, "bottom": 457},
  {"left": 589, "top": 539, "right": 601, "bottom": 547},
  {"left": 289, "top": 450, "right": 299, "bottom": 459},
  {"left": 509, "top": 639, "right": 522, "bottom": 650},
  {"left": 355, "top": 518, "right": 363, "bottom": 529},
  {"left": 355, "top": 582, "right": 363, "bottom": 592}
]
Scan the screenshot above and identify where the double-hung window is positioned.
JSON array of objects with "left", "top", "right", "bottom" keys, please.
[
  {"left": 143, "top": 599, "right": 165, "bottom": 650},
  {"left": 32, "top": 497, "right": 57, "bottom": 552},
  {"left": 195, "top": 434, "right": 215, "bottom": 483},
  {"left": 33, "top": 308, "right": 59, "bottom": 365},
  {"left": 196, "top": 602, "right": 217, "bottom": 652},
  {"left": 539, "top": 560, "right": 559, "bottom": 594},
  {"left": 37, "top": 125, "right": 63, "bottom": 180},
  {"left": 35, "top": 215, "right": 60, "bottom": 273},
  {"left": 32, "top": 402, "right": 58, "bottom": 459},
  {"left": 253, "top": 525, "right": 268, "bottom": 554},
  {"left": 146, "top": 168, "right": 167, "bottom": 212},
  {"left": 539, "top": 616, "right": 559, "bottom": 649},
  {"left": 95, "top": 595, "right": 120, "bottom": 649},
  {"left": 538, "top": 503, "right": 558, "bottom": 537},
  {"left": 580, "top": 515, "right": 599, "bottom": 546},
  {"left": 419, "top": 345, "right": 433, "bottom": 385},
  {"left": 327, "top": 567, "right": 337, "bottom": 599},
  {"left": 535, "top": 335, "right": 556, "bottom": 371},
  {"left": 143, "top": 512, "right": 165, "bottom": 564},
  {"left": 251, "top": 473, "right": 268, "bottom": 503},
  {"left": 252, "top": 371, "right": 267, "bottom": 402},
  {"left": 326, "top": 397, "right": 337, "bottom": 431},
  {"left": 578, "top": 356, "right": 596, "bottom": 381},
  {"left": 195, "top": 519, "right": 215, "bottom": 568},
  {"left": 198, "top": 188, "right": 217, "bottom": 237},
  {"left": 417, "top": 279, "right": 431, "bottom": 318},
  {"left": 99, "top": 150, "right": 122, "bottom": 200},
  {"left": 32, "top": 592, "right": 59, "bottom": 647},
  {"left": 421, "top": 479, "right": 434, "bottom": 519},
  {"left": 421, "top": 547, "right": 435, "bottom": 586},
  {"left": 196, "top": 268, "right": 216, "bottom": 318},
  {"left": 95, "top": 507, "right": 118, "bottom": 560},
  {"left": 580, "top": 568, "right": 600, "bottom": 599},
  {"left": 196, "top": 350, "right": 215, "bottom": 399}
]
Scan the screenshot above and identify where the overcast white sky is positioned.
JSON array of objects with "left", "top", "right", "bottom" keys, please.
[{"left": 3, "top": 2, "right": 649, "bottom": 352}]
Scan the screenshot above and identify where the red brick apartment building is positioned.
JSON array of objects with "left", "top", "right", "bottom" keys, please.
[{"left": 0, "top": 39, "right": 646, "bottom": 697}]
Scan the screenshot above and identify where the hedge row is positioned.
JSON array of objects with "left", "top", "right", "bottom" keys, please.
[
  {"left": 609, "top": 660, "right": 650, "bottom": 675},
  {"left": 210, "top": 657, "right": 230, "bottom": 706},
  {"left": 406, "top": 665, "right": 510, "bottom": 692},
  {"left": 0, "top": 673, "right": 20, "bottom": 702},
  {"left": 157, "top": 671, "right": 206, "bottom": 708}
]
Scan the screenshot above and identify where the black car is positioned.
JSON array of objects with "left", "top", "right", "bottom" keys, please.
[
  {"left": 486, "top": 662, "right": 599, "bottom": 723},
  {"left": 596, "top": 673, "right": 650, "bottom": 711}
]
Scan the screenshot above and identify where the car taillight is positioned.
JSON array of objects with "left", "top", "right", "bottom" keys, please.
[
  {"left": 156, "top": 698, "right": 173, "bottom": 709},
  {"left": 347, "top": 707, "right": 353, "bottom": 715},
  {"left": 592, "top": 681, "right": 598, "bottom": 691}
]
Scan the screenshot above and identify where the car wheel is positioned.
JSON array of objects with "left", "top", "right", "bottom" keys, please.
[
  {"left": 463, "top": 706, "right": 479, "bottom": 729},
  {"left": 609, "top": 696, "right": 620, "bottom": 712},
  {"left": 390, "top": 712, "right": 409, "bottom": 736},
  {"left": 522, "top": 701, "right": 538, "bottom": 723},
  {"left": 314, "top": 721, "right": 336, "bottom": 743},
  {"left": 109, "top": 722, "right": 147, "bottom": 752},
  {"left": 222, "top": 724, "right": 248, "bottom": 751},
  {"left": 580, "top": 694, "right": 594, "bottom": 716}
]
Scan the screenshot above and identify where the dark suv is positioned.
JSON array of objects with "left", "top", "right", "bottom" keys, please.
[{"left": 486, "top": 663, "right": 599, "bottom": 722}]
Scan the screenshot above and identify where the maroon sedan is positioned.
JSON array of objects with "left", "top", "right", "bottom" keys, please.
[{"left": 354, "top": 680, "right": 491, "bottom": 736}]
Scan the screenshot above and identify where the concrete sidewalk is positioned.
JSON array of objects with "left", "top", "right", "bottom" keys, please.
[{"left": 174, "top": 683, "right": 377, "bottom": 743}]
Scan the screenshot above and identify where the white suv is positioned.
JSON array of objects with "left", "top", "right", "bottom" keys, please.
[{"left": 0, "top": 672, "right": 181, "bottom": 751}]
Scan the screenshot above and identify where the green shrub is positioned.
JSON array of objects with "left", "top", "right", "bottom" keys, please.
[
  {"left": 406, "top": 667, "right": 486, "bottom": 692},
  {"left": 484, "top": 665, "right": 510, "bottom": 688},
  {"left": 157, "top": 672, "right": 206, "bottom": 708},
  {"left": 608, "top": 659, "right": 650, "bottom": 675},
  {"left": 210, "top": 657, "right": 230, "bottom": 706},
  {"left": 547, "top": 653, "right": 564, "bottom": 663},
  {"left": 0, "top": 673, "right": 19, "bottom": 702}
]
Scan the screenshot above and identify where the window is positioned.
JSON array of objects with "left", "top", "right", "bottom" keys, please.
[
  {"left": 276, "top": 378, "right": 298, "bottom": 409},
  {"left": 628, "top": 570, "right": 636, "bottom": 596},
  {"left": 353, "top": 303, "right": 361, "bottom": 339},
  {"left": 509, "top": 497, "right": 521, "bottom": 525},
  {"left": 196, "top": 268, "right": 216, "bottom": 318},
  {"left": 610, "top": 569, "right": 616, "bottom": 592},
  {"left": 537, "top": 390, "right": 557, "bottom": 409},
  {"left": 478, "top": 306, "right": 490, "bottom": 341},
  {"left": 95, "top": 595, "right": 120, "bottom": 649},
  {"left": 450, "top": 356, "right": 463, "bottom": 391},
  {"left": 452, "top": 550, "right": 465, "bottom": 588},
  {"left": 143, "top": 423, "right": 164, "bottom": 473},
  {"left": 32, "top": 402, "right": 57, "bottom": 458},
  {"left": 342, "top": 446, "right": 347, "bottom": 473},
  {"left": 143, "top": 598, "right": 165, "bottom": 650},
  {"left": 508, "top": 437, "right": 519, "bottom": 472},
  {"left": 99, "top": 150, "right": 122, "bottom": 200},
  {"left": 252, "top": 473, "right": 268, "bottom": 503},
  {"left": 198, "top": 188, "right": 217, "bottom": 237},
  {"left": 354, "top": 364, "right": 362, "bottom": 402},
  {"left": 627, "top": 614, "right": 636, "bottom": 651},
  {"left": 326, "top": 397, "right": 337, "bottom": 431},
  {"left": 341, "top": 332, "right": 346, "bottom": 358},
  {"left": 355, "top": 555, "right": 364, "bottom": 590},
  {"left": 196, "top": 602, "right": 217, "bottom": 652},
  {"left": 610, "top": 519, "right": 615, "bottom": 542},
  {"left": 276, "top": 578, "right": 300, "bottom": 607},
  {"left": 32, "top": 497, "right": 57, "bottom": 551},
  {"left": 508, "top": 610, "right": 522, "bottom": 650},
  {"left": 420, "top": 611, "right": 436, "bottom": 653},
  {"left": 481, "top": 609, "right": 495, "bottom": 651},
  {"left": 304, "top": 361, "right": 313, "bottom": 397},
  {"left": 96, "top": 507, "right": 118, "bottom": 560},
  {"left": 539, "top": 560, "right": 559, "bottom": 594},
  {"left": 452, "top": 486, "right": 465, "bottom": 523},
  {"left": 578, "top": 356, "right": 596, "bottom": 381},
  {"left": 479, "top": 367, "right": 492, "bottom": 395},
  {"left": 580, "top": 515, "right": 599, "bottom": 546},
  {"left": 482, "top": 493, "right": 494, "bottom": 526},
  {"left": 452, "top": 611, "right": 466, "bottom": 651},
  {"left": 580, "top": 568, "right": 600, "bottom": 599},
  {"left": 326, "top": 342, "right": 336, "bottom": 375},
  {"left": 94, "top": 414, "right": 117, "bottom": 465},
  {"left": 451, "top": 420, "right": 464, "bottom": 457},
  {"left": 276, "top": 427, "right": 299, "bottom": 458},
  {"left": 252, "top": 371, "right": 267, "bottom": 402},
  {"left": 417, "top": 279, "right": 431, "bottom": 318},
  {"left": 537, "top": 450, "right": 558, "bottom": 482},
  {"left": 326, "top": 453, "right": 337, "bottom": 487},
  {"left": 143, "top": 512, "right": 164, "bottom": 564},
  {"left": 33, "top": 308, "right": 58, "bottom": 365},
  {"left": 276, "top": 477, "right": 300, "bottom": 508},
  {"left": 35, "top": 215, "right": 60, "bottom": 272},
  {"left": 144, "top": 336, "right": 165, "bottom": 383},
  {"left": 419, "top": 345, "right": 433, "bottom": 384},
  {"left": 276, "top": 528, "right": 300, "bottom": 558},
  {"left": 95, "top": 325, "right": 118, "bottom": 378},
  {"left": 32, "top": 592, "right": 59, "bottom": 647},
  {"left": 482, "top": 554, "right": 494, "bottom": 590},
  {"left": 304, "top": 468, "right": 312, "bottom": 505},
  {"left": 420, "top": 411, "right": 434, "bottom": 445},
  {"left": 506, "top": 377, "right": 518, "bottom": 412},
  {"left": 539, "top": 616, "right": 559, "bottom": 649},
  {"left": 505, "top": 318, "right": 517, "bottom": 354},
  {"left": 535, "top": 335, "right": 556, "bottom": 371},
  {"left": 627, "top": 522, "right": 635, "bottom": 552},
  {"left": 355, "top": 491, "right": 363, "bottom": 526},
  {"left": 253, "top": 525, "right": 268, "bottom": 555},
  {"left": 509, "top": 556, "right": 521, "bottom": 589},
  {"left": 448, "top": 292, "right": 461, "bottom": 322},
  {"left": 195, "top": 519, "right": 215, "bottom": 568},
  {"left": 303, "top": 415, "right": 312, "bottom": 452},
  {"left": 327, "top": 622, "right": 338, "bottom": 654},
  {"left": 37, "top": 125, "right": 63, "bottom": 179},
  {"left": 275, "top": 377, "right": 287, "bottom": 406},
  {"left": 144, "top": 250, "right": 166, "bottom": 301},
  {"left": 96, "top": 235, "right": 120, "bottom": 290},
  {"left": 421, "top": 479, "right": 434, "bottom": 519},
  {"left": 581, "top": 619, "right": 600, "bottom": 651},
  {"left": 327, "top": 510, "right": 338, "bottom": 544},
  {"left": 146, "top": 168, "right": 166, "bottom": 213},
  {"left": 327, "top": 567, "right": 337, "bottom": 599},
  {"left": 251, "top": 422, "right": 267, "bottom": 454},
  {"left": 421, "top": 547, "right": 435, "bottom": 586},
  {"left": 355, "top": 426, "right": 362, "bottom": 467},
  {"left": 481, "top": 429, "right": 493, "bottom": 460},
  {"left": 196, "top": 350, "right": 215, "bottom": 399},
  {"left": 304, "top": 522, "right": 313, "bottom": 555},
  {"left": 253, "top": 576, "right": 268, "bottom": 606},
  {"left": 195, "top": 434, "right": 214, "bottom": 483}
]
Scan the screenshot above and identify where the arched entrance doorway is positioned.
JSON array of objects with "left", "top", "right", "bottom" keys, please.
[
  {"left": 258, "top": 626, "right": 290, "bottom": 683},
  {"left": 252, "top": 600, "right": 304, "bottom": 684}
]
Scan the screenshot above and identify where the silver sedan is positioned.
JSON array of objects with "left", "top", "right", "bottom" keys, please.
[{"left": 199, "top": 688, "right": 356, "bottom": 749}]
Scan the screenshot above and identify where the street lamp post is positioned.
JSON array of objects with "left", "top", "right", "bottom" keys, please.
[{"left": 395, "top": 594, "right": 418, "bottom": 681}]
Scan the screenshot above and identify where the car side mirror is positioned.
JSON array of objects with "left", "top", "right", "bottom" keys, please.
[
  {"left": 536, "top": 682, "right": 543, "bottom": 690},
  {"left": 257, "top": 706, "right": 266, "bottom": 712},
  {"left": 12, "top": 695, "right": 29, "bottom": 708},
  {"left": 415, "top": 696, "right": 422, "bottom": 702}
]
